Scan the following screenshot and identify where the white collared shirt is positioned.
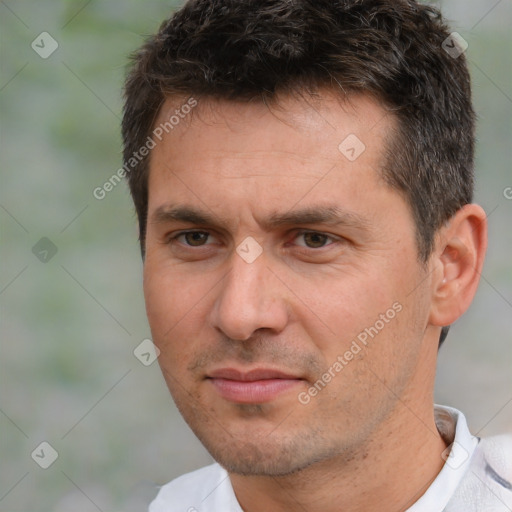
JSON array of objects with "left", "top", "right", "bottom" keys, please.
[{"left": 149, "top": 405, "right": 512, "bottom": 511}]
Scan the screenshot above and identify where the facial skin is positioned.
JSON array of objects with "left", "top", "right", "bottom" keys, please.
[{"left": 143, "top": 90, "right": 487, "bottom": 511}]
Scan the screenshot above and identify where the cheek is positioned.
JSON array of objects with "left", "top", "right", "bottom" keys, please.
[
  {"left": 143, "top": 263, "right": 215, "bottom": 369},
  {"left": 144, "top": 261, "right": 199, "bottom": 324},
  {"left": 143, "top": 265, "right": 191, "bottom": 350},
  {"left": 143, "top": 268, "right": 170, "bottom": 332},
  {"left": 299, "top": 272, "right": 395, "bottom": 354}
]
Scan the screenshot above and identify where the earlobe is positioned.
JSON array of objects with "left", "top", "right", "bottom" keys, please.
[{"left": 429, "top": 204, "right": 488, "bottom": 327}]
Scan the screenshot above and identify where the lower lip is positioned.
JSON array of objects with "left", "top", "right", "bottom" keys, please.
[{"left": 209, "top": 378, "right": 302, "bottom": 403}]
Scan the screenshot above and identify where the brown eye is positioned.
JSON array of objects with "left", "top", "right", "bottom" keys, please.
[
  {"left": 295, "top": 231, "right": 335, "bottom": 249},
  {"left": 174, "top": 231, "right": 210, "bottom": 247},
  {"left": 302, "top": 232, "right": 329, "bottom": 248}
]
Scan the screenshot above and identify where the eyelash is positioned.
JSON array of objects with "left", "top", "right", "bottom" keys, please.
[{"left": 167, "top": 230, "right": 339, "bottom": 251}]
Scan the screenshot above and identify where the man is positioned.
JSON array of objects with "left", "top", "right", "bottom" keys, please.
[{"left": 121, "top": 0, "right": 512, "bottom": 510}]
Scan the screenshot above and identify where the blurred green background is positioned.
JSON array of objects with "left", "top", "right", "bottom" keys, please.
[{"left": 0, "top": 1, "right": 510, "bottom": 510}]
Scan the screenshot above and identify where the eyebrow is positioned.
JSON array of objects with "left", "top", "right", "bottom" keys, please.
[{"left": 150, "top": 204, "right": 370, "bottom": 232}]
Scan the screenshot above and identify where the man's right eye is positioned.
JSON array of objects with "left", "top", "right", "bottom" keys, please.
[{"left": 169, "top": 231, "right": 213, "bottom": 247}]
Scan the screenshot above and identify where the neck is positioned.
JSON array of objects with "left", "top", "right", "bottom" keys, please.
[{"left": 230, "top": 401, "right": 447, "bottom": 512}]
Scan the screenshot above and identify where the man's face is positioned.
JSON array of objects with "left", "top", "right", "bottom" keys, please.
[{"left": 143, "top": 91, "right": 436, "bottom": 476}]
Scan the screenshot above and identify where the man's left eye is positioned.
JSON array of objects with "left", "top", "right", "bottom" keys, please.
[{"left": 293, "top": 231, "right": 337, "bottom": 249}]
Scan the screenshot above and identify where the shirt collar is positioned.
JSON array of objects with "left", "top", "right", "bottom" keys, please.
[{"left": 406, "top": 404, "right": 480, "bottom": 511}]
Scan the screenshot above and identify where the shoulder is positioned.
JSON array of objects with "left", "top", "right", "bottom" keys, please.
[
  {"left": 148, "top": 463, "right": 237, "bottom": 512},
  {"left": 447, "top": 433, "right": 512, "bottom": 511},
  {"left": 478, "top": 433, "right": 512, "bottom": 484}
]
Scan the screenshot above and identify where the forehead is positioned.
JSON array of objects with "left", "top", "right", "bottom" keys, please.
[{"left": 149, "top": 90, "right": 395, "bottom": 181}]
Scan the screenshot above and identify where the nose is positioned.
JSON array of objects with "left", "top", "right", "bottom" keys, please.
[{"left": 210, "top": 247, "right": 289, "bottom": 341}]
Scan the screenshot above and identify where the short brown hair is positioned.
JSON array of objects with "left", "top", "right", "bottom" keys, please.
[{"left": 122, "top": 0, "right": 475, "bottom": 263}]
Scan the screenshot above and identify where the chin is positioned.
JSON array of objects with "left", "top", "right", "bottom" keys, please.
[{"left": 197, "top": 431, "right": 332, "bottom": 477}]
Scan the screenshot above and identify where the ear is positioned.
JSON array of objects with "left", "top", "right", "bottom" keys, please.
[{"left": 428, "top": 204, "right": 488, "bottom": 327}]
